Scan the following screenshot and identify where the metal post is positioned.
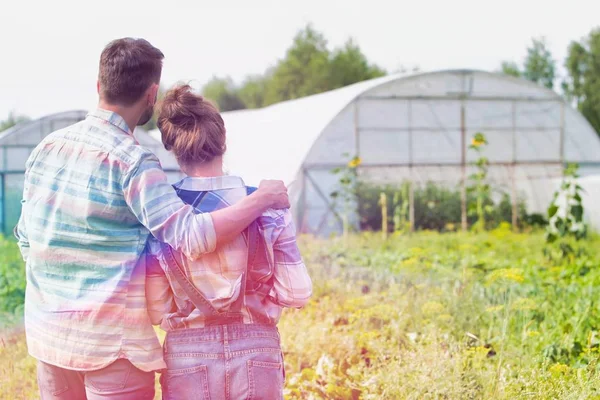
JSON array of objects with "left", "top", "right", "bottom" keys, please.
[
  {"left": 460, "top": 102, "right": 467, "bottom": 231},
  {"left": 511, "top": 101, "right": 518, "bottom": 231},
  {"left": 352, "top": 100, "right": 360, "bottom": 236},
  {"left": 0, "top": 173, "right": 5, "bottom": 237},
  {"left": 354, "top": 100, "right": 360, "bottom": 156},
  {"left": 408, "top": 100, "right": 415, "bottom": 233},
  {"left": 559, "top": 102, "right": 566, "bottom": 173},
  {"left": 300, "top": 170, "right": 308, "bottom": 234}
]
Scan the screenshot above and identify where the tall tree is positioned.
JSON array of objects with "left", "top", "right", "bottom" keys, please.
[
  {"left": 0, "top": 111, "right": 29, "bottom": 133},
  {"left": 500, "top": 61, "right": 521, "bottom": 78},
  {"left": 523, "top": 37, "right": 555, "bottom": 89},
  {"left": 563, "top": 28, "right": 600, "bottom": 134},
  {"left": 264, "top": 24, "right": 331, "bottom": 105},
  {"left": 202, "top": 77, "right": 246, "bottom": 112},
  {"left": 193, "top": 24, "right": 388, "bottom": 112},
  {"left": 238, "top": 74, "right": 269, "bottom": 109},
  {"left": 328, "top": 39, "right": 386, "bottom": 89}
]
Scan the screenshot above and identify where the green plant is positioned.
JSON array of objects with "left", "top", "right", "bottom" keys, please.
[
  {"left": 330, "top": 154, "right": 361, "bottom": 239},
  {"left": 0, "top": 238, "right": 25, "bottom": 322},
  {"left": 356, "top": 181, "right": 528, "bottom": 232},
  {"left": 4, "top": 231, "right": 600, "bottom": 399},
  {"left": 545, "top": 163, "right": 587, "bottom": 261},
  {"left": 393, "top": 183, "right": 410, "bottom": 233},
  {"left": 467, "top": 132, "right": 493, "bottom": 232}
]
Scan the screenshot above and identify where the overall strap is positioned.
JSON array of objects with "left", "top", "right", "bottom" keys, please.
[
  {"left": 162, "top": 186, "right": 260, "bottom": 325},
  {"left": 161, "top": 242, "right": 220, "bottom": 317},
  {"left": 220, "top": 186, "right": 260, "bottom": 316}
]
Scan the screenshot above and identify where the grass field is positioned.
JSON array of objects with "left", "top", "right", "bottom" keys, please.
[{"left": 3, "top": 228, "right": 600, "bottom": 399}]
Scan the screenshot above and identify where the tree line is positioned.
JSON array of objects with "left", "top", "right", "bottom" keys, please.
[
  {"left": 1, "top": 25, "right": 599, "bottom": 135},
  {"left": 200, "top": 24, "right": 386, "bottom": 112},
  {"left": 499, "top": 28, "right": 600, "bottom": 134}
]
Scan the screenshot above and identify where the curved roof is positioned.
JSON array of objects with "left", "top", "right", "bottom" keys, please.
[
  {"left": 0, "top": 110, "right": 88, "bottom": 146},
  {"left": 219, "top": 69, "right": 600, "bottom": 187},
  {"left": 221, "top": 74, "right": 398, "bottom": 187},
  {"left": 0, "top": 109, "right": 180, "bottom": 172}
]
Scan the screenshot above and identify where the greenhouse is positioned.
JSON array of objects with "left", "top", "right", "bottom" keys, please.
[
  {"left": 2, "top": 69, "right": 600, "bottom": 236},
  {"left": 216, "top": 69, "right": 600, "bottom": 235},
  {"left": 0, "top": 111, "right": 180, "bottom": 235}
]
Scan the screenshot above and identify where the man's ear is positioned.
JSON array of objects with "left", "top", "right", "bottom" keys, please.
[
  {"left": 147, "top": 84, "right": 159, "bottom": 106},
  {"left": 97, "top": 81, "right": 101, "bottom": 95}
]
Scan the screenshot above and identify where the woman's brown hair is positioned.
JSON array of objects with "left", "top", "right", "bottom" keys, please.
[{"left": 157, "top": 84, "right": 226, "bottom": 166}]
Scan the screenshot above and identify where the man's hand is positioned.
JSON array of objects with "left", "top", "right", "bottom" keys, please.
[{"left": 257, "top": 180, "right": 290, "bottom": 209}]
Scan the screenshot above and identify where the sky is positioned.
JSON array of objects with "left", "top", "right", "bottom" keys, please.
[{"left": 1, "top": 0, "right": 599, "bottom": 120}]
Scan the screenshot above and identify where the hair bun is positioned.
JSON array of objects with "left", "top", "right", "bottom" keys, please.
[{"left": 157, "top": 84, "right": 226, "bottom": 165}]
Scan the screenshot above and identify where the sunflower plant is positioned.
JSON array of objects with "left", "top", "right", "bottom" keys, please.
[
  {"left": 467, "top": 132, "right": 492, "bottom": 232},
  {"left": 330, "top": 154, "right": 361, "bottom": 238},
  {"left": 544, "top": 163, "right": 587, "bottom": 261},
  {"left": 393, "top": 182, "right": 410, "bottom": 233}
]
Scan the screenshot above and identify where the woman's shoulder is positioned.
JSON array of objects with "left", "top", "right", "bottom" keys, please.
[
  {"left": 259, "top": 208, "right": 292, "bottom": 230},
  {"left": 245, "top": 185, "right": 290, "bottom": 220}
]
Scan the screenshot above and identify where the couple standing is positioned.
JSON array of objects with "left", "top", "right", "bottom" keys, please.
[{"left": 15, "top": 37, "right": 312, "bottom": 399}]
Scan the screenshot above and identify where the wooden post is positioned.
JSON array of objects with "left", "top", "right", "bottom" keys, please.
[
  {"left": 380, "top": 192, "right": 388, "bottom": 239},
  {"left": 408, "top": 181, "right": 415, "bottom": 233}
]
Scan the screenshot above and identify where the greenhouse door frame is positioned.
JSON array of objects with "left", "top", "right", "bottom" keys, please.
[{"left": 0, "top": 170, "right": 25, "bottom": 237}]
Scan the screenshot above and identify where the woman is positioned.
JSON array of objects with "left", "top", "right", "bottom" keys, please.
[{"left": 145, "top": 84, "right": 312, "bottom": 400}]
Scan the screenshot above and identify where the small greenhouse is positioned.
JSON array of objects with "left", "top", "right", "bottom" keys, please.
[{"left": 0, "top": 111, "right": 180, "bottom": 235}]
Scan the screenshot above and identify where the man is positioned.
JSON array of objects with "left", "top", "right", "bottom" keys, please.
[{"left": 15, "top": 38, "right": 289, "bottom": 399}]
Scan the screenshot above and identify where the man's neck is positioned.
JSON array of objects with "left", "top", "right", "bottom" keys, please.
[
  {"left": 181, "top": 158, "right": 224, "bottom": 178},
  {"left": 97, "top": 101, "right": 140, "bottom": 133}
]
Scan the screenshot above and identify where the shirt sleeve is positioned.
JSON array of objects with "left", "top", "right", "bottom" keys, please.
[
  {"left": 122, "top": 151, "right": 217, "bottom": 260},
  {"left": 145, "top": 247, "right": 174, "bottom": 326},
  {"left": 268, "top": 210, "right": 312, "bottom": 308}
]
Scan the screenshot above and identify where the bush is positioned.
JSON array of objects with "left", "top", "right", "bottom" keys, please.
[
  {"left": 0, "top": 237, "right": 26, "bottom": 316},
  {"left": 356, "top": 181, "right": 530, "bottom": 232}
]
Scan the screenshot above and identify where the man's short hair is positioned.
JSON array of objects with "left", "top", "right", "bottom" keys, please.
[{"left": 99, "top": 38, "right": 164, "bottom": 106}]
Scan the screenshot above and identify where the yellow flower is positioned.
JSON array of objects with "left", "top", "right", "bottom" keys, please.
[
  {"left": 549, "top": 363, "right": 570, "bottom": 375},
  {"left": 486, "top": 305, "right": 504, "bottom": 313},
  {"left": 526, "top": 330, "right": 540, "bottom": 337},
  {"left": 437, "top": 314, "right": 453, "bottom": 322},
  {"left": 471, "top": 138, "right": 485, "bottom": 147},
  {"left": 512, "top": 298, "right": 537, "bottom": 311},
  {"left": 421, "top": 301, "right": 445, "bottom": 316},
  {"left": 402, "top": 257, "right": 418, "bottom": 266},
  {"left": 486, "top": 268, "right": 525, "bottom": 285},
  {"left": 347, "top": 157, "right": 362, "bottom": 168}
]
